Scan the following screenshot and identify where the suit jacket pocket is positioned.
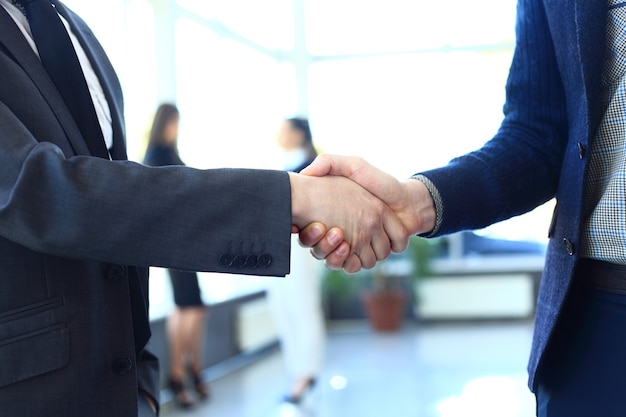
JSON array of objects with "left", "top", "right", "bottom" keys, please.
[{"left": 0, "top": 297, "right": 69, "bottom": 388}]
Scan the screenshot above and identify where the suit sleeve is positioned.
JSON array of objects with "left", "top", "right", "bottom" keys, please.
[
  {"left": 418, "top": 0, "right": 569, "bottom": 236},
  {"left": 0, "top": 101, "right": 292, "bottom": 276}
]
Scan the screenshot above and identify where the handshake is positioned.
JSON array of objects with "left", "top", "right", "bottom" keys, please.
[{"left": 290, "top": 154, "right": 436, "bottom": 273}]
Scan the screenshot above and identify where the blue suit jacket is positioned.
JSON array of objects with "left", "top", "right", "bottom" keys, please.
[{"left": 421, "top": 0, "right": 606, "bottom": 390}]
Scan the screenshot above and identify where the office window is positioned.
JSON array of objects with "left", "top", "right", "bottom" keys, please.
[
  {"left": 177, "top": 0, "right": 295, "bottom": 51},
  {"left": 174, "top": 17, "right": 297, "bottom": 170},
  {"left": 305, "top": 0, "right": 517, "bottom": 56},
  {"left": 119, "top": 0, "right": 159, "bottom": 161},
  {"left": 308, "top": 51, "right": 514, "bottom": 177}
]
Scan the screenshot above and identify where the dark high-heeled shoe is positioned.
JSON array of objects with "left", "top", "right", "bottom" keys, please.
[
  {"left": 168, "top": 377, "right": 195, "bottom": 409},
  {"left": 192, "top": 372, "right": 210, "bottom": 400},
  {"left": 282, "top": 378, "right": 317, "bottom": 405}
]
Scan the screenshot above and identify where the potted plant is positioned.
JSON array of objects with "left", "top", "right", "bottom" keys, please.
[
  {"left": 360, "top": 264, "right": 407, "bottom": 331},
  {"left": 408, "top": 236, "right": 438, "bottom": 304},
  {"left": 322, "top": 265, "right": 408, "bottom": 331},
  {"left": 321, "top": 237, "right": 440, "bottom": 331},
  {"left": 362, "top": 237, "right": 442, "bottom": 330}
]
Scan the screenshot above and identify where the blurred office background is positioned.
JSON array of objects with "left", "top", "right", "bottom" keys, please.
[{"left": 64, "top": 0, "right": 546, "bottom": 415}]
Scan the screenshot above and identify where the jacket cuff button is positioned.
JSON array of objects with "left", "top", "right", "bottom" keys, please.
[
  {"left": 257, "top": 254, "right": 272, "bottom": 268},
  {"left": 219, "top": 254, "right": 233, "bottom": 266},
  {"left": 246, "top": 255, "right": 259, "bottom": 268},
  {"left": 233, "top": 255, "right": 247, "bottom": 268}
]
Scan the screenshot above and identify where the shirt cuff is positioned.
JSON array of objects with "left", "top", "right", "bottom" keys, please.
[{"left": 410, "top": 174, "right": 443, "bottom": 237}]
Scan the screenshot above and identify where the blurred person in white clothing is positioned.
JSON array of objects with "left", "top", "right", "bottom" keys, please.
[{"left": 268, "top": 118, "right": 326, "bottom": 404}]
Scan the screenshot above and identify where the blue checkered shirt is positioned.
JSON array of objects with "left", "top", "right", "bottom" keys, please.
[{"left": 580, "top": 1, "right": 626, "bottom": 262}]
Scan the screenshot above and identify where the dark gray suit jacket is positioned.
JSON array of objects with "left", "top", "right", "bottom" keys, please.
[{"left": 0, "top": 2, "right": 292, "bottom": 416}]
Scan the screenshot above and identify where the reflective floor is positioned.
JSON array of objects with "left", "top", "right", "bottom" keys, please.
[{"left": 161, "top": 320, "right": 536, "bottom": 417}]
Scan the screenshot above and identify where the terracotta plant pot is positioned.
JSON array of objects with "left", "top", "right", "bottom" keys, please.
[{"left": 361, "top": 291, "right": 406, "bottom": 331}]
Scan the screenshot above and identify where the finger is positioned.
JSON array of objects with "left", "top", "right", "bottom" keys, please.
[
  {"left": 382, "top": 206, "right": 410, "bottom": 253},
  {"left": 342, "top": 254, "right": 363, "bottom": 274},
  {"left": 349, "top": 199, "right": 391, "bottom": 264},
  {"left": 292, "top": 224, "right": 299, "bottom": 233},
  {"left": 323, "top": 241, "right": 351, "bottom": 269},
  {"left": 298, "top": 222, "right": 326, "bottom": 247},
  {"left": 356, "top": 245, "right": 377, "bottom": 270},
  {"left": 309, "top": 227, "right": 344, "bottom": 258},
  {"left": 370, "top": 215, "right": 393, "bottom": 261}
]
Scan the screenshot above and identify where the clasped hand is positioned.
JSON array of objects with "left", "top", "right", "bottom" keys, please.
[{"left": 291, "top": 154, "right": 436, "bottom": 273}]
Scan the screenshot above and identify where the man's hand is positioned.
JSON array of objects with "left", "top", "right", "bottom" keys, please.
[
  {"left": 300, "top": 155, "right": 437, "bottom": 269},
  {"left": 296, "top": 223, "right": 351, "bottom": 270},
  {"left": 290, "top": 172, "right": 409, "bottom": 273}
]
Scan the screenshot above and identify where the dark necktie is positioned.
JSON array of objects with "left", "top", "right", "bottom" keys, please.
[
  {"left": 16, "top": 0, "right": 109, "bottom": 159},
  {"left": 15, "top": 0, "right": 152, "bottom": 354}
]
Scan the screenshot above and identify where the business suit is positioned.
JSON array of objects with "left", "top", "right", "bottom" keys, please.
[
  {"left": 0, "top": 2, "right": 291, "bottom": 416},
  {"left": 420, "top": 0, "right": 605, "bottom": 392}
]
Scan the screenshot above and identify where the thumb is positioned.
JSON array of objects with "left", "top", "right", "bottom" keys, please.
[
  {"left": 300, "top": 154, "right": 355, "bottom": 177},
  {"left": 300, "top": 155, "right": 332, "bottom": 177}
]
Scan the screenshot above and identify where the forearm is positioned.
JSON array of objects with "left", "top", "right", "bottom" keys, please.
[
  {"left": 416, "top": 136, "right": 561, "bottom": 237},
  {"left": 0, "top": 136, "right": 292, "bottom": 275}
]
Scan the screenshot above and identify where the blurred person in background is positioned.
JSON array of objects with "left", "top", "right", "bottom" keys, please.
[
  {"left": 268, "top": 118, "right": 326, "bottom": 404},
  {"left": 143, "top": 104, "right": 209, "bottom": 409}
]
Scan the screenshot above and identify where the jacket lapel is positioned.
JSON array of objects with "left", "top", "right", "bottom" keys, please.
[
  {"left": 0, "top": 5, "right": 90, "bottom": 156},
  {"left": 573, "top": 0, "right": 607, "bottom": 138}
]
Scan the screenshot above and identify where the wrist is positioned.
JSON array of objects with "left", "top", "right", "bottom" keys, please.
[
  {"left": 289, "top": 172, "right": 310, "bottom": 228},
  {"left": 403, "top": 178, "right": 436, "bottom": 235}
]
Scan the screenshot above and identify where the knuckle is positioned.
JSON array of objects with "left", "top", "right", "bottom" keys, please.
[
  {"left": 362, "top": 255, "right": 376, "bottom": 269},
  {"left": 310, "top": 247, "right": 324, "bottom": 260},
  {"left": 364, "top": 213, "right": 381, "bottom": 231},
  {"left": 324, "top": 259, "right": 341, "bottom": 270},
  {"left": 363, "top": 261, "right": 375, "bottom": 270},
  {"left": 394, "top": 236, "right": 410, "bottom": 253},
  {"left": 344, "top": 255, "right": 360, "bottom": 274}
]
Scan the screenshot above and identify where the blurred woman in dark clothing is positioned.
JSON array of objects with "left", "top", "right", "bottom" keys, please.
[{"left": 143, "top": 104, "right": 209, "bottom": 408}]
